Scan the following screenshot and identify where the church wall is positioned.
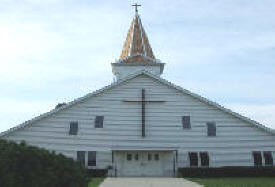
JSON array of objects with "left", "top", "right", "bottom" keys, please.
[{"left": 3, "top": 74, "right": 275, "bottom": 169}]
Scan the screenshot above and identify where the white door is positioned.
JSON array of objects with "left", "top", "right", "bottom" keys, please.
[
  {"left": 117, "top": 151, "right": 142, "bottom": 177},
  {"left": 141, "top": 152, "right": 163, "bottom": 177},
  {"left": 115, "top": 151, "right": 174, "bottom": 177}
]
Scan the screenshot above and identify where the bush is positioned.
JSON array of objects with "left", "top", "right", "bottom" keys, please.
[
  {"left": 178, "top": 167, "right": 275, "bottom": 178},
  {"left": 0, "top": 139, "right": 89, "bottom": 187}
]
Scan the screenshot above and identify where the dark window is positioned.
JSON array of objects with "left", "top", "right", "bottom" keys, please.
[
  {"left": 207, "top": 122, "right": 216, "bottom": 136},
  {"left": 189, "top": 152, "right": 198, "bottom": 167},
  {"left": 77, "top": 151, "right": 85, "bottom": 166},
  {"left": 148, "top": 153, "right": 152, "bottom": 161},
  {"left": 135, "top": 154, "right": 139, "bottom": 161},
  {"left": 154, "top": 154, "right": 159, "bottom": 161},
  {"left": 127, "top": 154, "right": 132, "bottom": 161},
  {"left": 253, "top": 151, "right": 262, "bottom": 166},
  {"left": 200, "top": 152, "right": 209, "bottom": 167},
  {"left": 182, "top": 116, "right": 191, "bottom": 129},
  {"left": 88, "top": 151, "right": 96, "bottom": 166},
  {"left": 263, "top": 151, "right": 273, "bottom": 166},
  {"left": 69, "top": 122, "right": 78, "bottom": 135},
  {"left": 95, "top": 116, "right": 104, "bottom": 128}
]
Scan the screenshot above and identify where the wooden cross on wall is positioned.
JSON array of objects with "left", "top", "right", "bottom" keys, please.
[{"left": 123, "top": 89, "right": 165, "bottom": 137}]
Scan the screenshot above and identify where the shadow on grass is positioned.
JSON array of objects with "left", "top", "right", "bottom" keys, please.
[{"left": 88, "top": 177, "right": 105, "bottom": 187}]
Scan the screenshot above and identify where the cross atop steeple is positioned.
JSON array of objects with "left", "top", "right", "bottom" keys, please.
[{"left": 132, "top": 3, "right": 141, "bottom": 13}]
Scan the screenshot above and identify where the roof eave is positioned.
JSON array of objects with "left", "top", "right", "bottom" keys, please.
[{"left": 1, "top": 70, "right": 274, "bottom": 137}]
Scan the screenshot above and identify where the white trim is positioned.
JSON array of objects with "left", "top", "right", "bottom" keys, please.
[{"left": 1, "top": 70, "right": 274, "bottom": 137}]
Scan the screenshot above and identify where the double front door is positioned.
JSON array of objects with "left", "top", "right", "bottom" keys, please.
[{"left": 115, "top": 151, "right": 173, "bottom": 177}]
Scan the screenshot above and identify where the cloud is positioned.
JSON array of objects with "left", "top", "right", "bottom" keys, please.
[
  {"left": 0, "top": 98, "right": 53, "bottom": 132},
  {"left": 0, "top": 0, "right": 275, "bottom": 133}
]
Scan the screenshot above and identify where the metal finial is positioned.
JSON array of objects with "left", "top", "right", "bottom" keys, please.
[{"left": 132, "top": 3, "right": 141, "bottom": 13}]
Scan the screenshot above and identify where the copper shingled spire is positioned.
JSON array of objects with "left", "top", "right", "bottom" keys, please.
[{"left": 119, "top": 5, "right": 155, "bottom": 63}]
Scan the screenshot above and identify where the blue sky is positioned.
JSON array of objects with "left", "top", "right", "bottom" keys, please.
[{"left": 0, "top": 0, "right": 275, "bottom": 132}]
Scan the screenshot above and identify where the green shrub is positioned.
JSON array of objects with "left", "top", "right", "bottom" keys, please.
[
  {"left": 178, "top": 167, "right": 275, "bottom": 178},
  {"left": 0, "top": 139, "right": 89, "bottom": 187}
]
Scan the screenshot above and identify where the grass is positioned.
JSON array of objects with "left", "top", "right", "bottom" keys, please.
[
  {"left": 188, "top": 177, "right": 275, "bottom": 187},
  {"left": 88, "top": 177, "right": 105, "bottom": 187}
]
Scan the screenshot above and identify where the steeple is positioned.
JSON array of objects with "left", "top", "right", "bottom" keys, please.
[
  {"left": 111, "top": 6, "right": 165, "bottom": 80},
  {"left": 119, "top": 13, "right": 156, "bottom": 63}
]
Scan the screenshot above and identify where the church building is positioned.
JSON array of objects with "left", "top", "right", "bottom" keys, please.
[{"left": 1, "top": 8, "right": 275, "bottom": 177}]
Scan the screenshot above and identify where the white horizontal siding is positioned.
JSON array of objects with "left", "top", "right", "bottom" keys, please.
[{"left": 4, "top": 74, "right": 275, "bottom": 169}]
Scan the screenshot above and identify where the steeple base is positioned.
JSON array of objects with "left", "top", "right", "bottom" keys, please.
[{"left": 111, "top": 62, "right": 165, "bottom": 80}]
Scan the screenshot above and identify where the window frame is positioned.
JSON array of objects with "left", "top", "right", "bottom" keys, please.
[
  {"left": 127, "top": 153, "right": 132, "bottom": 161},
  {"left": 189, "top": 152, "right": 199, "bottom": 167},
  {"left": 148, "top": 153, "right": 152, "bottom": 161},
  {"left": 77, "top": 151, "right": 85, "bottom": 167},
  {"left": 95, "top": 116, "right": 104, "bottom": 128},
  {"left": 252, "top": 151, "right": 262, "bottom": 166},
  {"left": 263, "top": 151, "right": 273, "bottom": 166},
  {"left": 88, "top": 151, "right": 96, "bottom": 166},
  {"left": 182, "top": 116, "right": 191, "bottom": 129},
  {"left": 134, "top": 154, "right": 139, "bottom": 161},
  {"left": 200, "top": 152, "right": 209, "bottom": 167},
  {"left": 154, "top": 153, "right": 159, "bottom": 161},
  {"left": 207, "top": 122, "right": 216, "bottom": 137},
  {"left": 69, "top": 121, "right": 78, "bottom": 135}
]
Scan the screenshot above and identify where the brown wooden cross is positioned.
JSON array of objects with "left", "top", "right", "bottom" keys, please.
[
  {"left": 123, "top": 89, "right": 165, "bottom": 137},
  {"left": 132, "top": 3, "right": 141, "bottom": 13}
]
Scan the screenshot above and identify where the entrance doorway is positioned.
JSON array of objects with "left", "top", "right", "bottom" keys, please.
[{"left": 114, "top": 151, "right": 174, "bottom": 177}]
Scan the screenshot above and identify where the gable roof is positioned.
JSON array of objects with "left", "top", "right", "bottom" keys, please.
[{"left": 1, "top": 70, "right": 274, "bottom": 137}]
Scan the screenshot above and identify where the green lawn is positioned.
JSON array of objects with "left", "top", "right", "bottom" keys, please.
[
  {"left": 88, "top": 177, "right": 105, "bottom": 187},
  {"left": 188, "top": 177, "right": 275, "bottom": 187}
]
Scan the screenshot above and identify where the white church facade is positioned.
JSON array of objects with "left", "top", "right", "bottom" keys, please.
[{"left": 1, "top": 11, "right": 275, "bottom": 177}]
